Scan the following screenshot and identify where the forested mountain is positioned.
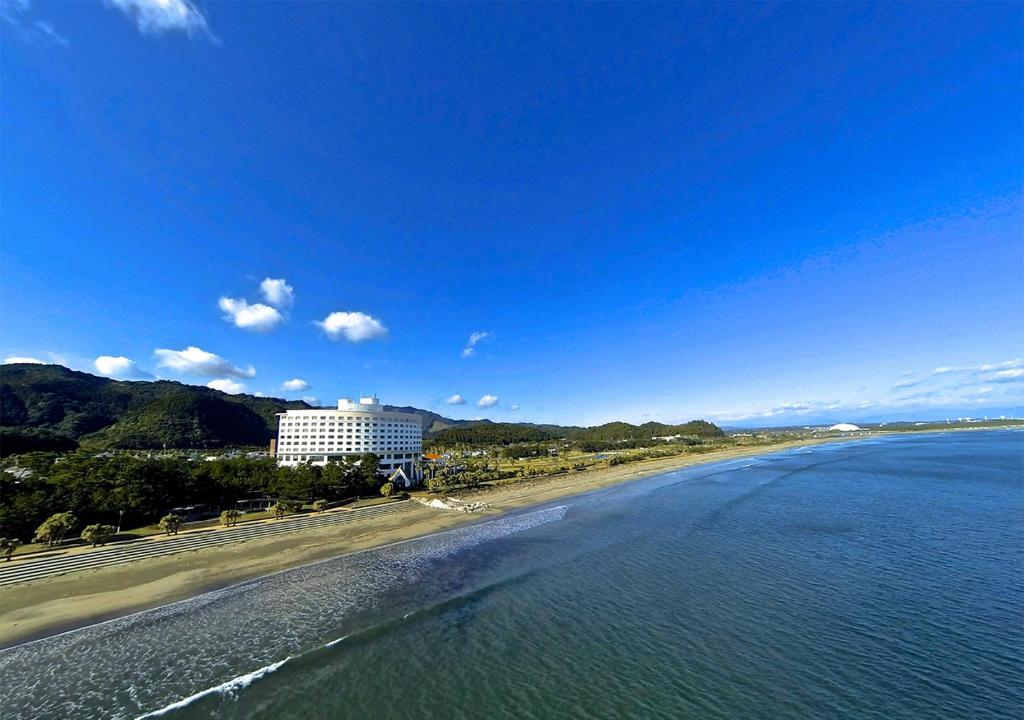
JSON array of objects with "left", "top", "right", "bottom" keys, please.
[
  {"left": 0, "top": 364, "right": 724, "bottom": 455},
  {"left": 0, "top": 364, "right": 312, "bottom": 453},
  {"left": 567, "top": 420, "right": 724, "bottom": 443},
  {"left": 382, "top": 405, "right": 473, "bottom": 435},
  {"left": 426, "top": 419, "right": 724, "bottom": 447},
  {"left": 427, "top": 422, "right": 559, "bottom": 446}
]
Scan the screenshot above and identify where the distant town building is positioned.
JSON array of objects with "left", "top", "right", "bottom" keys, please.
[{"left": 274, "top": 397, "right": 422, "bottom": 481}]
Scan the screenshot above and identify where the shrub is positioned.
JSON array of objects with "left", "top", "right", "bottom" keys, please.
[
  {"left": 33, "top": 512, "right": 77, "bottom": 546},
  {"left": 159, "top": 513, "right": 184, "bottom": 535},
  {"left": 220, "top": 509, "right": 241, "bottom": 527},
  {"left": 81, "top": 523, "right": 116, "bottom": 547}
]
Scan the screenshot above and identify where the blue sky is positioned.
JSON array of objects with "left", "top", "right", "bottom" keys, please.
[{"left": 2, "top": 1, "right": 1021, "bottom": 426}]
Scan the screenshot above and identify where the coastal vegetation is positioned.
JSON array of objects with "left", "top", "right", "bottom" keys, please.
[
  {"left": 0, "top": 537, "right": 22, "bottom": 560},
  {"left": 33, "top": 511, "right": 77, "bottom": 547},
  {"left": 0, "top": 450, "right": 397, "bottom": 543},
  {"left": 159, "top": 513, "right": 184, "bottom": 535},
  {"left": 220, "top": 509, "right": 242, "bottom": 527},
  {"left": 80, "top": 524, "right": 116, "bottom": 547}
]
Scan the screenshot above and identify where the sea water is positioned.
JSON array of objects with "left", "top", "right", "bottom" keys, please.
[{"left": 1, "top": 430, "right": 1021, "bottom": 719}]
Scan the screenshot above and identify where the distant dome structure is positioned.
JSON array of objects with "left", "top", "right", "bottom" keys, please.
[{"left": 828, "top": 423, "right": 861, "bottom": 432}]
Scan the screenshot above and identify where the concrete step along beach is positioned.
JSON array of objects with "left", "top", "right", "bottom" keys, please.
[{"left": 0, "top": 501, "right": 415, "bottom": 587}]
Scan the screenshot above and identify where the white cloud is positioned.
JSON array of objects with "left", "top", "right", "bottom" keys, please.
[
  {"left": 218, "top": 297, "right": 283, "bottom": 332},
  {"left": 462, "top": 331, "right": 492, "bottom": 358},
  {"left": 154, "top": 346, "right": 255, "bottom": 378},
  {"left": 2, "top": 356, "right": 43, "bottom": 365},
  {"left": 445, "top": 394, "right": 466, "bottom": 405},
  {"left": 94, "top": 355, "right": 152, "bottom": 379},
  {"left": 104, "top": 0, "right": 214, "bottom": 39},
  {"left": 207, "top": 378, "right": 245, "bottom": 394},
  {"left": 301, "top": 396, "right": 320, "bottom": 406},
  {"left": 511, "top": 404, "right": 521, "bottom": 411},
  {"left": 477, "top": 394, "right": 499, "bottom": 408},
  {"left": 282, "top": 378, "right": 311, "bottom": 392},
  {"left": 317, "top": 311, "right": 388, "bottom": 342},
  {"left": 260, "top": 278, "right": 294, "bottom": 308}
]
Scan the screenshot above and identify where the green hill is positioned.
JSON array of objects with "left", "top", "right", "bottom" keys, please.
[
  {"left": 0, "top": 364, "right": 309, "bottom": 453},
  {"left": 0, "top": 364, "right": 724, "bottom": 455},
  {"left": 427, "top": 422, "right": 559, "bottom": 446},
  {"left": 0, "top": 364, "right": 476, "bottom": 454},
  {"left": 426, "top": 418, "right": 724, "bottom": 448}
]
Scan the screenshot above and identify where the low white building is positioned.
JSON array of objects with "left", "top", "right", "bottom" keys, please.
[{"left": 275, "top": 397, "right": 422, "bottom": 482}]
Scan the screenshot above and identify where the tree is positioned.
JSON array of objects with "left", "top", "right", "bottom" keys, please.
[
  {"left": 159, "top": 513, "right": 184, "bottom": 535},
  {"left": 312, "top": 499, "right": 328, "bottom": 513},
  {"left": 33, "top": 511, "right": 76, "bottom": 547},
  {"left": 359, "top": 453, "right": 380, "bottom": 493},
  {"left": 220, "top": 509, "right": 241, "bottom": 527},
  {"left": 0, "top": 537, "right": 22, "bottom": 561},
  {"left": 379, "top": 482, "right": 394, "bottom": 498},
  {"left": 81, "top": 523, "right": 116, "bottom": 547},
  {"left": 270, "top": 501, "right": 295, "bottom": 520},
  {"left": 321, "top": 460, "right": 358, "bottom": 499}
]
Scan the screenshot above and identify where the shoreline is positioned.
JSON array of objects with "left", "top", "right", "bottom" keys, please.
[{"left": 0, "top": 430, "right": 996, "bottom": 648}]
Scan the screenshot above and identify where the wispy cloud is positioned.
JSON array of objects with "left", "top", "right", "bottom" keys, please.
[
  {"left": 1, "top": 0, "right": 68, "bottom": 47},
  {"left": 154, "top": 346, "right": 255, "bottom": 378},
  {"left": 94, "top": 355, "right": 153, "bottom": 380},
  {"left": 281, "top": 378, "right": 311, "bottom": 392},
  {"left": 218, "top": 297, "right": 284, "bottom": 332},
  {"left": 104, "top": 0, "right": 216, "bottom": 41},
  {"left": 301, "top": 396, "right": 319, "bottom": 406},
  {"left": 477, "top": 394, "right": 499, "bottom": 408},
  {"left": 317, "top": 311, "right": 388, "bottom": 342},
  {"left": 709, "top": 358, "right": 1023, "bottom": 424},
  {"left": 461, "top": 331, "right": 492, "bottom": 358},
  {"left": 445, "top": 394, "right": 466, "bottom": 405}
]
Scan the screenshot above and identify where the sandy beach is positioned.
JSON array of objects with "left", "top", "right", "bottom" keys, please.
[{"left": 0, "top": 437, "right": 852, "bottom": 647}]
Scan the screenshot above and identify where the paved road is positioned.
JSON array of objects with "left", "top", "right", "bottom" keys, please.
[{"left": 0, "top": 501, "right": 416, "bottom": 587}]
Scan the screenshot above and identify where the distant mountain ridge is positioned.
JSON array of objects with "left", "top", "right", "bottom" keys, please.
[{"left": 0, "top": 364, "right": 723, "bottom": 454}]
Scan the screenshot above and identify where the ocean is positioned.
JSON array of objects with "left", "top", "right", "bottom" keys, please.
[{"left": 2, "top": 430, "right": 1021, "bottom": 719}]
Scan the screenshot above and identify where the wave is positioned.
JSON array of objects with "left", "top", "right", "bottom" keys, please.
[
  {"left": 135, "top": 657, "right": 291, "bottom": 718},
  {"left": 324, "top": 635, "right": 349, "bottom": 648}
]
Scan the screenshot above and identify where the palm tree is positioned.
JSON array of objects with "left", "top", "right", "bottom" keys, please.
[
  {"left": 33, "top": 512, "right": 77, "bottom": 547},
  {"left": 81, "top": 524, "right": 116, "bottom": 547},
  {"left": 0, "top": 538, "right": 22, "bottom": 561},
  {"left": 220, "top": 509, "right": 241, "bottom": 527},
  {"left": 159, "top": 513, "right": 184, "bottom": 535},
  {"left": 270, "top": 502, "right": 293, "bottom": 520}
]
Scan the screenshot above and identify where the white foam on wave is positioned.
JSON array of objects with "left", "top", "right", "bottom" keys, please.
[
  {"left": 324, "top": 635, "right": 348, "bottom": 648},
  {"left": 134, "top": 657, "right": 291, "bottom": 719}
]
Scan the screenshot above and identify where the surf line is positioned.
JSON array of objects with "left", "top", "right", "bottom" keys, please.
[{"left": 135, "top": 657, "right": 292, "bottom": 718}]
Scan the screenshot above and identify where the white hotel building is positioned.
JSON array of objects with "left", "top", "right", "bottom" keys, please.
[{"left": 275, "top": 397, "right": 422, "bottom": 481}]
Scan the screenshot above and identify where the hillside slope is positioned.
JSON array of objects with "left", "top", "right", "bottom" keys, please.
[{"left": 0, "top": 364, "right": 311, "bottom": 452}]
